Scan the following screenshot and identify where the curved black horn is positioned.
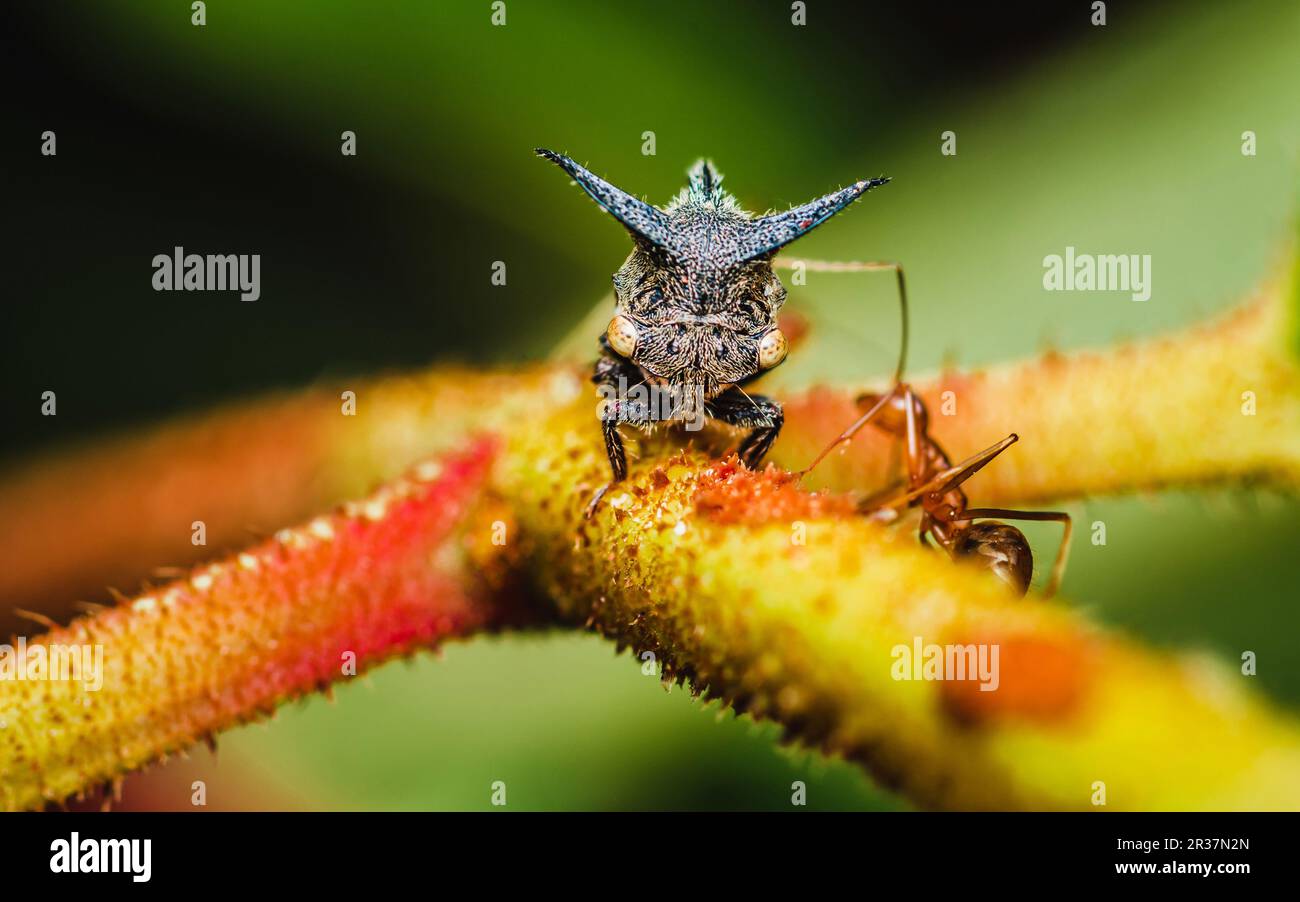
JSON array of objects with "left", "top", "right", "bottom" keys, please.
[
  {"left": 730, "top": 176, "right": 890, "bottom": 264},
  {"left": 536, "top": 149, "right": 676, "bottom": 251}
]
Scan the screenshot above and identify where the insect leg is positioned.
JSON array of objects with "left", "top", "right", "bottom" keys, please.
[
  {"left": 587, "top": 353, "right": 654, "bottom": 517},
  {"left": 864, "top": 433, "right": 1020, "bottom": 514},
  {"left": 858, "top": 475, "right": 908, "bottom": 510},
  {"left": 775, "top": 257, "right": 913, "bottom": 482},
  {"left": 706, "top": 389, "right": 784, "bottom": 469},
  {"left": 858, "top": 385, "right": 928, "bottom": 536},
  {"left": 800, "top": 387, "right": 898, "bottom": 477},
  {"left": 961, "top": 508, "right": 1073, "bottom": 598}
]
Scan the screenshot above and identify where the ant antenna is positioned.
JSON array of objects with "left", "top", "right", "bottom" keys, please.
[
  {"left": 773, "top": 257, "right": 912, "bottom": 477},
  {"left": 889, "top": 265, "right": 909, "bottom": 385}
]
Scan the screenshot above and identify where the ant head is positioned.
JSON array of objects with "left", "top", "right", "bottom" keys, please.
[
  {"left": 855, "top": 389, "right": 929, "bottom": 433},
  {"left": 952, "top": 521, "right": 1034, "bottom": 598},
  {"left": 537, "top": 149, "right": 888, "bottom": 392}
]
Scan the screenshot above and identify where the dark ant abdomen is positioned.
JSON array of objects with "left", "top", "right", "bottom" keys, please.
[{"left": 951, "top": 520, "right": 1034, "bottom": 598}]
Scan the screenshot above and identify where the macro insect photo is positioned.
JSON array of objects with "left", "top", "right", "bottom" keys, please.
[{"left": 2, "top": 0, "right": 1299, "bottom": 882}]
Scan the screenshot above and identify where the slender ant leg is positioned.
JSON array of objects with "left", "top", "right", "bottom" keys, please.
[
  {"left": 799, "top": 389, "right": 897, "bottom": 477},
  {"left": 775, "top": 257, "right": 910, "bottom": 478},
  {"left": 865, "top": 433, "right": 1020, "bottom": 514}
]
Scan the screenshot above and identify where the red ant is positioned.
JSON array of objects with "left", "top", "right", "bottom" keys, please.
[{"left": 780, "top": 256, "right": 1072, "bottom": 598}]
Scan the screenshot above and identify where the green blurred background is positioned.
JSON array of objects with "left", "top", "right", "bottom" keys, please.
[{"left": 4, "top": 0, "right": 1299, "bottom": 810}]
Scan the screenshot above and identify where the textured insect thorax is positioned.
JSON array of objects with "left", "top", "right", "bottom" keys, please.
[{"left": 613, "top": 161, "right": 786, "bottom": 394}]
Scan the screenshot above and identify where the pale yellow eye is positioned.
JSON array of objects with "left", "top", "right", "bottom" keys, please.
[
  {"left": 758, "top": 328, "right": 787, "bottom": 369},
  {"left": 606, "top": 315, "right": 638, "bottom": 358}
]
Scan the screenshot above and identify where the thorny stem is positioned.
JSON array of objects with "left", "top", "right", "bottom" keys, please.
[
  {"left": 1, "top": 255, "right": 1298, "bottom": 810},
  {"left": 0, "top": 440, "right": 535, "bottom": 811},
  {"left": 6, "top": 267, "right": 1297, "bottom": 622},
  {"left": 501, "top": 440, "right": 1300, "bottom": 810},
  {"left": 778, "top": 274, "right": 1300, "bottom": 502},
  {"left": 0, "top": 366, "right": 567, "bottom": 625}
]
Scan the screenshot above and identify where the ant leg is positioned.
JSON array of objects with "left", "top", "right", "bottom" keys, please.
[
  {"left": 902, "top": 385, "right": 926, "bottom": 486},
  {"left": 864, "top": 433, "right": 1020, "bottom": 515},
  {"left": 800, "top": 387, "right": 898, "bottom": 477},
  {"left": 852, "top": 385, "right": 932, "bottom": 536},
  {"left": 899, "top": 389, "right": 934, "bottom": 550},
  {"left": 858, "top": 475, "right": 907, "bottom": 509},
  {"left": 962, "top": 508, "right": 1073, "bottom": 598},
  {"left": 706, "top": 388, "right": 784, "bottom": 469},
  {"left": 773, "top": 257, "right": 911, "bottom": 479},
  {"left": 772, "top": 256, "right": 909, "bottom": 384}
]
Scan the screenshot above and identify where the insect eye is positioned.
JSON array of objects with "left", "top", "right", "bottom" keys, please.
[
  {"left": 758, "top": 328, "right": 787, "bottom": 369},
  {"left": 606, "top": 315, "right": 638, "bottom": 358}
]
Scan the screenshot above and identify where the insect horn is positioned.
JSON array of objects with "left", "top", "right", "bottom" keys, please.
[
  {"left": 535, "top": 149, "right": 678, "bottom": 252},
  {"left": 731, "top": 176, "right": 891, "bottom": 264},
  {"left": 687, "top": 158, "right": 725, "bottom": 202}
]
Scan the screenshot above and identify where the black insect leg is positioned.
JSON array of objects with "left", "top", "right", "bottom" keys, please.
[
  {"left": 587, "top": 352, "right": 654, "bottom": 516},
  {"left": 706, "top": 388, "right": 784, "bottom": 470}
]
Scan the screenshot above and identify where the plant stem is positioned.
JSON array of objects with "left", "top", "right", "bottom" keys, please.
[{"left": 0, "top": 439, "right": 531, "bottom": 811}]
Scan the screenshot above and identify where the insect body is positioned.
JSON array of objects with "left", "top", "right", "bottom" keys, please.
[
  {"left": 536, "top": 149, "right": 888, "bottom": 512},
  {"left": 799, "top": 289, "right": 1072, "bottom": 598}
]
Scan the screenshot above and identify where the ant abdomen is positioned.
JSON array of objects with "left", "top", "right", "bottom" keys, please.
[{"left": 951, "top": 521, "right": 1034, "bottom": 598}]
